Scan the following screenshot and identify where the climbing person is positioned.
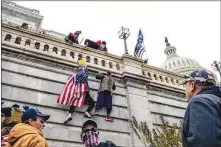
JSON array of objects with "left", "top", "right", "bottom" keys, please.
[
  {"left": 81, "top": 120, "right": 117, "bottom": 147},
  {"left": 65, "top": 30, "right": 82, "bottom": 44},
  {"left": 93, "top": 71, "right": 116, "bottom": 121},
  {"left": 84, "top": 39, "right": 101, "bottom": 50},
  {"left": 5, "top": 108, "right": 50, "bottom": 147},
  {"left": 57, "top": 57, "right": 95, "bottom": 124}
]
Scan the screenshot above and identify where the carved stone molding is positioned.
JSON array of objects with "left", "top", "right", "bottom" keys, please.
[{"left": 147, "top": 85, "right": 185, "bottom": 99}]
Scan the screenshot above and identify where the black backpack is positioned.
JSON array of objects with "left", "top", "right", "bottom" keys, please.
[{"left": 105, "top": 141, "right": 117, "bottom": 147}]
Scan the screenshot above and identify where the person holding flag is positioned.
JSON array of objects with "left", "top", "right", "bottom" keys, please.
[
  {"left": 134, "top": 29, "right": 147, "bottom": 62},
  {"left": 57, "top": 57, "right": 95, "bottom": 124}
]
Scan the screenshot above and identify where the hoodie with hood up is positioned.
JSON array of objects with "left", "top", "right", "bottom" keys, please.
[
  {"left": 5, "top": 123, "right": 48, "bottom": 147},
  {"left": 182, "top": 86, "right": 221, "bottom": 147}
]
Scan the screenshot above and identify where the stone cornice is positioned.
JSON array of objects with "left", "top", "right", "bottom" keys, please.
[{"left": 2, "top": 24, "right": 186, "bottom": 92}]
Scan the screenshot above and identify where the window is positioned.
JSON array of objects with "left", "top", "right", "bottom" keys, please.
[
  {"left": 142, "top": 71, "right": 146, "bottom": 76},
  {"left": 78, "top": 54, "right": 83, "bottom": 60},
  {"left": 5, "top": 34, "right": 11, "bottom": 41},
  {"left": 101, "top": 60, "right": 105, "bottom": 66},
  {"left": 148, "top": 72, "right": 151, "bottom": 77},
  {"left": 116, "top": 63, "right": 120, "bottom": 70},
  {"left": 70, "top": 52, "right": 74, "bottom": 58},
  {"left": 15, "top": 37, "right": 21, "bottom": 44},
  {"left": 61, "top": 49, "right": 66, "bottom": 56},
  {"left": 43, "top": 45, "right": 49, "bottom": 51},
  {"left": 86, "top": 56, "right": 90, "bottom": 62},
  {"left": 165, "top": 77, "right": 169, "bottom": 83},
  {"left": 109, "top": 62, "right": 113, "bottom": 68},
  {"left": 25, "top": 39, "right": 31, "bottom": 46},
  {"left": 154, "top": 74, "right": 157, "bottom": 80},
  {"left": 159, "top": 76, "right": 163, "bottom": 82},
  {"left": 171, "top": 78, "right": 174, "bottom": 84},
  {"left": 53, "top": 47, "right": 58, "bottom": 54},
  {"left": 94, "top": 58, "right": 98, "bottom": 65},
  {"left": 35, "top": 42, "right": 40, "bottom": 49}
]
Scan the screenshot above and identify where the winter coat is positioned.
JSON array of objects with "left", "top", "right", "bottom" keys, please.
[
  {"left": 5, "top": 123, "right": 48, "bottom": 147},
  {"left": 182, "top": 86, "right": 221, "bottom": 147}
]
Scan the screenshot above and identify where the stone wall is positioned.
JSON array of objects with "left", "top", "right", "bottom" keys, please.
[{"left": 1, "top": 24, "right": 187, "bottom": 147}]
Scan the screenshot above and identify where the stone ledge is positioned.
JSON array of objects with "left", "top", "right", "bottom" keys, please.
[
  {"left": 2, "top": 70, "right": 126, "bottom": 98},
  {"left": 3, "top": 99, "right": 130, "bottom": 134},
  {"left": 2, "top": 84, "right": 129, "bottom": 119},
  {"left": 149, "top": 102, "right": 185, "bottom": 118}
]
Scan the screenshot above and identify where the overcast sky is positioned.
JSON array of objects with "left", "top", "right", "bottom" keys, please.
[{"left": 15, "top": 1, "right": 220, "bottom": 81}]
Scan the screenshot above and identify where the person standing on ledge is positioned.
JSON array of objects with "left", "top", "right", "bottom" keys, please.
[
  {"left": 81, "top": 120, "right": 117, "bottom": 147},
  {"left": 180, "top": 70, "right": 221, "bottom": 147},
  {"left": 93, "top": 71, "right": 116, "bottom": 121}
]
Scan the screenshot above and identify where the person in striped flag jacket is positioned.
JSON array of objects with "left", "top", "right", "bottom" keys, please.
[{"left": 61, "top": 59, "right": 96, "bottom": 124}]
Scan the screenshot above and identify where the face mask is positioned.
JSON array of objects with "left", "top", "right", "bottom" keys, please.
[{"left": 83, "top": 130, "right": 100, "bottom": 147}]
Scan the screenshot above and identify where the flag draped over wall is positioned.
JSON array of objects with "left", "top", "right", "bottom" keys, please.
[
  {"left": 57, "top": 74, "right": 87, "bottom": 108},
  {"left": 134, "top": 29, "right": 146, "bottom": 58}
]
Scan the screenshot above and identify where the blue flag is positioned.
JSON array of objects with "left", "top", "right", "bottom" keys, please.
[{"left": 134, "top": 29, "right": 145, "bottom": 58}]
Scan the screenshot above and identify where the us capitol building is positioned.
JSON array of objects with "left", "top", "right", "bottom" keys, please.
[{"left": 1, "top": 1, "right": 219, "bottom": 147}]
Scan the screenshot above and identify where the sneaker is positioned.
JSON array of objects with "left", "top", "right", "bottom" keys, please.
[
  {"left": 105, "top": 116, "right": 114, "bottom": 121},
  {"left": 92, "top": 111, "right": 99, "bottom": 116},
  {"left": 63, "top": 116, "right": 72, "bottom": 125},
  {"left": 84, "top": 111, "right": 92, "bottom": 118}
]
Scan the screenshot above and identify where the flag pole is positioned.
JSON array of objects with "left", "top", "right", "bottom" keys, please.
[{"left": 140, "top": 28, "right": 148, "bottom": 63}]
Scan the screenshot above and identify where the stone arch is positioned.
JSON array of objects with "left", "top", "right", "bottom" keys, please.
[
  {"left": 109, "top": 62, "right": 113, "bottom": 68},
  {"left": 43, "top": 44, "right": 49, "bottom": 51},
  {"left": 148, "top": 72, "right": 151, "bottom": 77},
  {"left": 94, "top": 58, "right": 98, "bottom": 65},
  {"left": 25, "top": 39, "right": 31, "bottom": 46},
  {"left": 35, "top": 42, "right": 40, "bottom": 49},
  {"left": 86, "top": 56, "right": 90, "bottom": 62},
  {"left": 116, "top": 63, "right": 120, "bottom": 70},
  {"left": 15, "top": 37, "right": 22, "bottom": 44},
  {"left": 142, "top": 71, "right": 146, "bottom": 76},
  {"left": 101, "top": 60, "right": 106, "bottom": 66},
  {"left": 61, "top": 49, "right": 66, "bottom": 56},
  {"left": 70, "top": 52, "right": 75, "bottom": 58},
  {"left": 53, "top": 47, "right": 58, "bottom": 54},
  {"left": 153, "top": 74, "right": 158, "bottom": 80},
  {"left": 4, "top": 34, "right": 12, "bottom": 41}
]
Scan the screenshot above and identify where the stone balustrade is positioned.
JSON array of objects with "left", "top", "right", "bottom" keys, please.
[{"left": 2, "top": 23, "right": 185, "bottom": 91}]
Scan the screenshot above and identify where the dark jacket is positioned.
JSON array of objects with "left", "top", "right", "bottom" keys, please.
[
  {"left": 98, "top": 141, "right": 117, "bottom": 147},
  {"left": 182, "top": 86, "right": 221, "bottom": 147},
  {"left": 84, "top": 39, "right": 100, "bottom": 50}
]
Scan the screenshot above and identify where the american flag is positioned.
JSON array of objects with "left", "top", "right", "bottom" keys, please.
[
  {"left": 57, "top": 72, "right": 87, "bottom": 108},
  {"left": 134, "top": 29, "right": 146, "bottom": 58},
  {"left": 2, "top": 135, "right": 9, "bottom": 147}
]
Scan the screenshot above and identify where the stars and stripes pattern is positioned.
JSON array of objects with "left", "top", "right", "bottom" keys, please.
[
  {"left": 1, "top": 135, "right": 9, "bottom": 147},
  {"left": 134, "top": 29, "right": 146, "bottom": 58},
  {"left": 57, "top": 72, "right": 87, "bottom": 108}
]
